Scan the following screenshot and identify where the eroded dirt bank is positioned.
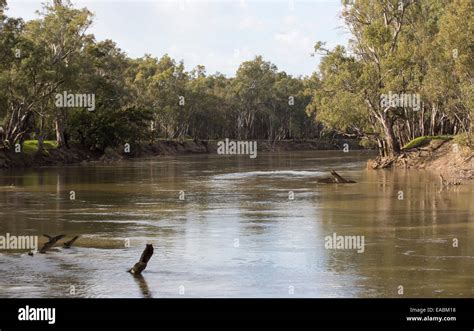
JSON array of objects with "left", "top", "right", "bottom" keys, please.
[{"left": 368, "top": 140, "right": 474, "bottom": 184}]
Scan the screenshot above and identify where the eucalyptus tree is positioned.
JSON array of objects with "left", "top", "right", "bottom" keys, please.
[
  {"left": 338, "top": 0, "right": 426, "bottom": 156},
  {"left": 306, "top": 46, "right": 374, "bottom": 143},
  {"left": 131, "top": 55, "right": 190, "bottom": 141},
  {"left": 186, "top": 66, "right": 228, "bottom": 140},
  {"left": 35, "top": 0, "right": 93, "bottom": 148},
  {"left": 0, "top": 13, "right": 29, "bottom": 147},
  {"left": 0, "top": 0, "right": 93, "bottom": 149},
  {"left": 68, "top": 39, "right": 151, "bottom": 151},
  {"left": 232, "top": 56, "right": 277, "bottom": 139},
  {"left": 308, "top": 0, "right": 471, "bottom": 156},
  {"left": 422, "top": 0, "right": 473, "bottom": 136},
  {"left": 268, "top": 73, "right": 313, "bottom": 142}
]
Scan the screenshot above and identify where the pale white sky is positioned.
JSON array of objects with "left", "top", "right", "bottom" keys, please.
[{"left": 6, "top": 0, "right": 350, "bottom": 77}]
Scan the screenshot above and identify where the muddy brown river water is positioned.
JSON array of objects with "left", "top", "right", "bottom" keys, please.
[{"left": 0, "top": 151, "right": 473, "bottom": 297}]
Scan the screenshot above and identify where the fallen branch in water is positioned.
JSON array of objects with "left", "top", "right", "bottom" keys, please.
[
  {"left": 63, "top": 235, "right": 80, "bottom": 248},
  {"left": 39, "top": 234, "right": 66, "bottom": 254},
  {"left": 128, "top": 244, "right": 154, "bottom": 275},
  {"left": 317, "top": 170, "right": 356, "bottom": 184}
]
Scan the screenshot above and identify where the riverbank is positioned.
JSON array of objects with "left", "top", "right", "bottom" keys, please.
[
  {"left": 367, "top": 139, "right": 474, "bottom": 184},
  {"left": 0, "top": 138, "right": 363, "bottom": 169}
]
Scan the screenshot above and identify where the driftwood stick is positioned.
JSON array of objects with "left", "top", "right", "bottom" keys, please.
[
  {"left": 39, "top": 234, "right": 66, "bottom": 253},
  {"left": 330, "top": 170, "right": 356, "bottom": 183},
  {"left": 63, "top": 235, "right": 80, "bottom": 248},
  {"left": 128, "top": 244, "right": 154, "bottom": 275}
]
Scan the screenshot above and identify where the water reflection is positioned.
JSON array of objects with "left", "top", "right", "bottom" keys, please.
[
  {"left": 0, "top": 151, "right": 472, "bottom": 298},
  {"left": 133, "top": 275, "right": 152, "bottom": 298}
]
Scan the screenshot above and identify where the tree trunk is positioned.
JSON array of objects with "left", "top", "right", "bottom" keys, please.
[
  {"left": 430, "top": 103, "right": 437, "bottom": 135},
  {"left": 380, "top": 115, "right": 400, "bottom": 156},
  {"left": 37, "top": 116, "right": 45, "bottom": 155},
  {"left": 420, "top": 105, "right": 425, "bottom": 136},
  {"left": 7, "top": 112, "right": 33, "bottom": 148},
  {"left": 55, "top": 116, "right": 67, "bottom": 149},
  {"left": 376, "top": 137, "right": 384, "bottom": 157}
]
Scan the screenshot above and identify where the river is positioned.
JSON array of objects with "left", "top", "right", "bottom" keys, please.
[{"left": 0, "top": 151, "right": 473, "bottom": 298}]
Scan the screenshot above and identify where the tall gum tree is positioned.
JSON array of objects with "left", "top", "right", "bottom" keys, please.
[
  {"left": 309, "top": 0, "right": 471, "bottom": 156},
  {"left": 29, "top": 0, "right": 92, "bottom": 149},
  {"left": 340, "top": 0, "right": 422, "bottom": 156}
]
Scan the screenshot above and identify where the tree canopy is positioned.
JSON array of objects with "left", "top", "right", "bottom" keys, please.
[
  {"left": 0, "top": 0, "right": 471, "bottom": 156},
  {"left": 307, "top": 0, "right": 473, "bottom": 155}
]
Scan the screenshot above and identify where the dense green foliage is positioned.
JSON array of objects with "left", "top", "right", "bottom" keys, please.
[
  {"left": 307, "top": 0, "right": 473, "bottom": 156},
  {"left": 0, "top": 0, "right": 317, "bottom": 152},
  {"left": 0, "top": 0, "right": 472, "bottom": 155}
]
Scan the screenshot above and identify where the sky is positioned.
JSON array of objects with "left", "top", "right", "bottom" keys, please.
[{"left": 5, "top": 0, "right": 350, "bottom": 77}]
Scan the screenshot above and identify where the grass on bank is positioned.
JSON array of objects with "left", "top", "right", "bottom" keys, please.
[
  {"left": 401, "top": 135, "right": 452, "bottom": 150},
  {"left": 22, "top": 140, "right": 58, "bottom": 154}
]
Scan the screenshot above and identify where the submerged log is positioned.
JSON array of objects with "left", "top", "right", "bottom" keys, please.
[
  {"left": 128, "top": 244, "right": 154, "bottom": 275},
  {"left": 39, "top": 234, "right": 66, "bottom": 253},
  {"left": 317, "top": 170, "right": 356, "bottom": 184},
  {"left": 330, "top": 170, "right": 356, "bottom": 183},
  {"left": 63, "top": 235, "right": 80, "bottom": 248}
]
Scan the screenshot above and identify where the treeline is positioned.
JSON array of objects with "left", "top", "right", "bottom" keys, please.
[
  {"left": 307, "top": 0, "right": 473, "bottom": 156},
  {"left": 0, "top": 0, "right": 318, "bottom": 153},
  {"left": 0, "top": 0, "right": 472, "bottom": 156}
]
